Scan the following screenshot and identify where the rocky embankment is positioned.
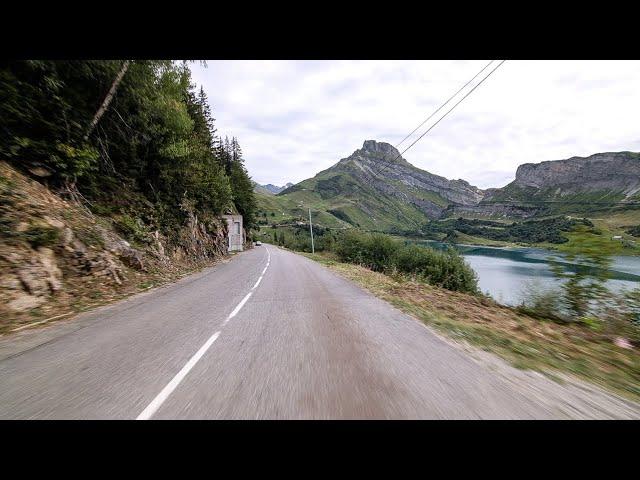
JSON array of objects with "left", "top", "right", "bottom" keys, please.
[{"left": 0, "top": 161, "right": 233, "bottom": 333}]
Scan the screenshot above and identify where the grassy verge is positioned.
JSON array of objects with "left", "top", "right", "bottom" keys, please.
[{"left": 301, "top": 251, "right": 640, "bottom": 402}]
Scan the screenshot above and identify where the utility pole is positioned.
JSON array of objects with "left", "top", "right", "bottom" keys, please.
[{"left": 308, "top": 208, "right": 315, "bottom": 254}]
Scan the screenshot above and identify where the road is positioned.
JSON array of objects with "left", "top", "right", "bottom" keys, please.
[{"left": 0, "top": 245, "right": 638, "bottom": 419}]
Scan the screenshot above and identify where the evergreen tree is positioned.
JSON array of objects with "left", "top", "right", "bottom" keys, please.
[
  {"left": 226, "top": 137, "right": 257, "bottom": 230},
  {"left": 197, "top": 86, "right": 216, "bottom": 150}
]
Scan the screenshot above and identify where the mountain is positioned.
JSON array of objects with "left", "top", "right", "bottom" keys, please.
[
  {"left": 255, "top": 143, "right": 640, "bottom": 247},
  {"left": 257, "top": 140, "right": 484, "bottom": 232},
  {"left": 452, "top": 151, "right": 640, "bottom": 218},
  {"left": 254, "top": 182, "right": 293, "bottom": 195},
  {"left": 257, "top": 141, "right": 640, "bottom": 229}
]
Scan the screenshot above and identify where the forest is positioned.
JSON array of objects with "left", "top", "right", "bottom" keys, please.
[{"left": 0, "top": 60, "right": 257, "bottom": 243}]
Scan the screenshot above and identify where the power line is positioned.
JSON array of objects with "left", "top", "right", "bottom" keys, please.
[
  {"left": 393, "top": 60, "right": 495, "bottom": 152},
  {"left": 480, "top": 200, "right": 640, "bottom": 206},
  {"left": 374, "top": 60, "right": 506, "bottom": 177},
  {"left": 367, "top": 60, "right": 495, "bottom": 184}
]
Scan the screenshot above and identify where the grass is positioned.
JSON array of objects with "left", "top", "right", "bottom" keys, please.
[
  {"left": 555, "top": 224, "right": 639, "bottom": 256},
  {"left": 302, "top": 251, "right": 640, "bottom": 402}
]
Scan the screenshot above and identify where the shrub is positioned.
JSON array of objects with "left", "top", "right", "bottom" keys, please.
[
  {"left": 334, "top": 230, "right": 478, "bottom": 294},
  {"left": 393, "top": 244, "right": 478, "bottom": 293},
  {"left": 115, "top": 214, "right": 147, "bottom": 244},
  {"left": 23, "top": 224, "right": 60, "bottom": 248},
  {"left": 517, "top": 286, "right": 564, "bottom": 322}
]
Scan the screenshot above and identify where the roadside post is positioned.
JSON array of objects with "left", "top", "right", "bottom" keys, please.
[{"left": 308, "top": 208, "right": 315, "bottom": 254}]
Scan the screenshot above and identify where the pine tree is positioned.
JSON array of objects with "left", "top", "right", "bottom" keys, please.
[
  {"left": 219, "top": 136, "right": 229, "bottom": 175},
  {"left": 197, "top": 86, "right": 217, "bottom": 149},
  {"left": 231, "top": 136, "right": 243, "bottom": 163}
]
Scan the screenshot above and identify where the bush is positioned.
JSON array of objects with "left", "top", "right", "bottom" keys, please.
[
  {"left": 333, "top": 230, "right": 478, "bottom": 294},
  {"left": 517, "top": 287, "right": 564, "bottom": 322},
  {"left": 334, "top": 230, "right": 396, "bottom": 272},
  {"left": 115, "top": 214, "right": 147, "bottom": 244},
  {"left": 393, "top": 244, "right": 478, "bottom": 293},
  {"left": 23, "top": 224, "right": 60, "bottom": 248}
]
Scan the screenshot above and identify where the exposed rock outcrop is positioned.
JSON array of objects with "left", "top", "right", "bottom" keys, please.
[
  {"left": 0, "top": 161, "right": 233, "bottom": 329},
  {"left": 342, "top": 140, "right": 484, "bottom": 207}
]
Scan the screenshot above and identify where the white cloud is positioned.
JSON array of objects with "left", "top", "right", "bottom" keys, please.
[{"left": 189, "top": 60, "right": 640, "bottom": 189}]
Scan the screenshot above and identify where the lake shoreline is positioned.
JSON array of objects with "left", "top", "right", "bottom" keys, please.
[{"left": 404, "top": 237, "right": 640, "bottom": 307}]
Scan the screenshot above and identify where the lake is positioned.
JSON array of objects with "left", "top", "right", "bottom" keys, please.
[{"left": 413, "top": 241, "right": 640, "bottom": 306}]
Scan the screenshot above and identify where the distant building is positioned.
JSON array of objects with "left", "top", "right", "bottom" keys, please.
[{"left": 223, "top": 214, "right": 245, "bottom": 252}]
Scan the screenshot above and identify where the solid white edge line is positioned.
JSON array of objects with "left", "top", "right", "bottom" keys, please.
[
  {"left": 136, "top": 331, "right": 221, "bottom": 420},
  {"left": 136, "top": 246, "right": 273, "bottom": 420}
]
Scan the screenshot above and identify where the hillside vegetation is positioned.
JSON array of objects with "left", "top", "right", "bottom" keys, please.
[
  {"left": 0, "top": 60, "right": 257, "bottom": 330},
  {"left": 1, "top": 61, "right": 256, "bottom": 232}
]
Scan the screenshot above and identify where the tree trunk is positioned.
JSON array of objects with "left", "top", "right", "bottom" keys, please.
[{"left": 84, "top": 60, "right": 130, "bottom": 141}]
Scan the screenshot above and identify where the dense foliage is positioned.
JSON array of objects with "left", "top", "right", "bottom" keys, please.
[
  {"left": 421, "top": 216, "right": 594, "bottom": 244},
  {"left": 0, "top": 60, "right": 257, "bottom": 239}
]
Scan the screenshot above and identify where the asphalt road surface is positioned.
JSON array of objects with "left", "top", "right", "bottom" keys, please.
[{"left": 0, "top": 245, "right": 638, "bottom": 419}]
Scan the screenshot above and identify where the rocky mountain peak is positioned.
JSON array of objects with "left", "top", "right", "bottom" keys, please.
[{"left": 360, "top": 140, "right": 401, "bottom": 159}]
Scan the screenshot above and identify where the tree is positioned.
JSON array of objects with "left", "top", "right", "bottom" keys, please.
[
  {"left": 0, "top": 60, "right": 257, "bottom": 247},
  {"left": 84, "top": 60, "right": 130, "bottom": 141},
  {"left": 226, "top": 137, "right": 257, "bottom": 230}
]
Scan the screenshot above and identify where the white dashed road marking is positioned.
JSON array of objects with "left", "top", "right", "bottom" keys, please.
[{"left": 136, "top": 247, "right": 271, "bottom": 420}]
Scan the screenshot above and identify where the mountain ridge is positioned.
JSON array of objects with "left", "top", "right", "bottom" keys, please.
[
  {"left": 256, "top": 140, "right": 640, "bottom": 232},
  {"left": 253, "top": 182, "right": 293, "bottom": 195}
]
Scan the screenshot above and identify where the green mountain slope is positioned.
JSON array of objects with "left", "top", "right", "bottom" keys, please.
[{"left": 256, "top": 140, "right": 483, "bottom": 233}]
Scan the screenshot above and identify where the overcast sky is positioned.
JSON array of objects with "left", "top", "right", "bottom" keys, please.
[{"left": 190, "top": 60, "right": 640, "bottom": 190}]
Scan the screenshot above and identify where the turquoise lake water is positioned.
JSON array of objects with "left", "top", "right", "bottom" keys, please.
[{"left": 413, "top": 241, "right": 640, "bottom": 306}]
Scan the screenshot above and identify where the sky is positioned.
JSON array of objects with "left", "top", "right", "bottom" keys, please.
[{"left": 189, "top": 60, "right": 640, "bottom": 190}]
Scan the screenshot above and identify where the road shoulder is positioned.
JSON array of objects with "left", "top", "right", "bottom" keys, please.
[{"left": 296, "top": 249, "right": 640, "bottom": 417}]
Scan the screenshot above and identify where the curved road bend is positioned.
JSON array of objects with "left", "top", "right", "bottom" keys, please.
[{"left": 0, "top": 245, "right": 638, "bottom": 419}]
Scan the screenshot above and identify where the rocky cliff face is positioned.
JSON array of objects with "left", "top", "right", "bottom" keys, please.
[
  {"left": 477, "top": 152, "right": 640, "bottom": 217},
  {"left": 341, "top": 141, "right": 483, "bottom": 203},
  {"left": 510, "top": 152, "right": 640, "bottom": 194}
]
